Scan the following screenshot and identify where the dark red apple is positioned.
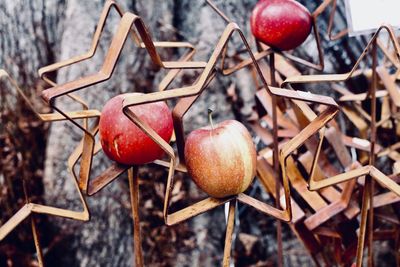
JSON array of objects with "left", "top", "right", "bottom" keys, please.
[
  {"left": 184, "top": 119, "right": 257, "bottom": 198},
  {"left": 250, "top": 0, "right": 312, "bottom": 51},
  {"left": 99, "top": 93, "right": 173, "bottom": 165}
]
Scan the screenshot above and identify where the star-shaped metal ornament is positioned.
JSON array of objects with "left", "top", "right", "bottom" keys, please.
[
  {"left": 38, "top": 1, "right": 210, "bottom": 265},
  {"left": 214, "top": 32, "right": 363, "bottom": 263},
  {"left": 39, "top": 0, "right": 205, "bottom": 195},
  {"left": 253, "top": 83, "right": 366, "bottom": 265},
  {"left": 283, "top": 25, "right": 400, "bottom": 266},
  {"left": 121, "top": 15, "right": 341, "bottom": 265},
  {"left": 202, "top": 1, "right": 356, "bottom": 262},
  {"left": 0, "top": 70, "right": 91, "bottom": 267},
  {"left": 258, "top": 135, "right": 361, "bottom": 265}
]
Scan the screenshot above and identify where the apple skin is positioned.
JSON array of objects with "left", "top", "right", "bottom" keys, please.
[
  {"left": 184, "top": 120, "right": 257, "bottom": 198},
  {"left": 99, "top": 93, "right": 173, "bottom": 165},
  {"left": 250, "top": 0, "right": 312, "bottom": 51}
]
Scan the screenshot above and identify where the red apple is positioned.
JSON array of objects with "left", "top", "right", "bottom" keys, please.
[
  {"left": 184, "top": 119, "right": 257, "bottom": 198},
  {"left": 250, "top": 0, "right": 312, "bottom": 51},
  {"left": 99, "top": 93, "right": 173, "bottom": 165}
]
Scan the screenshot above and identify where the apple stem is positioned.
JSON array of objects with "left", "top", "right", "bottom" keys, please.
[{"left": 208, "top": 108, "right": 214, "bottom": 130}]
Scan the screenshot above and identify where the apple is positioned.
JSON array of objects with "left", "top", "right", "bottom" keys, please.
[
  {"left": 250, "top": 0, "right": 312, "bottom": 51},
  {"left": 99, "top": 93, "right": 173, "bottom": 165},
  {"left": 184, "top": 119, "right": 257, "bottom": 198}
]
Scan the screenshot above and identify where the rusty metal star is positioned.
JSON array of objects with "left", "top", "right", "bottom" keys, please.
[
  {"left": 121, "top": 18, "right": 340, "bottom": 266},
  {"left": 283, "top": 24, "right": 400, "bottom": 267},
  {"left": 38, "top": 1, "right": 208, "bottom": 265}
]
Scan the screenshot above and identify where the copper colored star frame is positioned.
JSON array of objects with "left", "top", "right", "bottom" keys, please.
[
  {"left": 121, "top": 18, "right": 340, "bottom": 266},
  {"left": 254, "top": 89, "right": 362, "bottom": 265},
  {"left": 38, "top": 1, "right": 208, "bottom": 266},
  {"left": 255, "top": 87, "right": 361, "bottom": 213},
  {"left": 203, "top": 1, "right": 325, "bottom": 264},
  {"left": 204, "top": 1, "right": 339, "bottom": 264},
  {"left": 0, "top": 70, "right": 91, "bottom": 267},
  {"left": 258, "top": 145, "right": 360, "bottom": 266},
  {"left": 251, "top": 56, "right": 368, "bottom": 265},
  {"left": 39, "top": 0, "right": 205, "bottom": 195},
  {"left": 283, "top": 25, "right": 400, "bottom": 267}
]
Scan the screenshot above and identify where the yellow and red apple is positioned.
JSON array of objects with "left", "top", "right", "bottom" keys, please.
[
  {"left": 251, "top": 0, "right": 312, "bottom": 51},
  {"left": 99, "top": 93, "right": 173, "bottom": 165},
  {"left": 184, "top": 119, "right": 257, "bottom": 198}
]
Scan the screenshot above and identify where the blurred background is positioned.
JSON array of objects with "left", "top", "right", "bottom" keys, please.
[{"left": 0, "top": 0, "right": 393, "bottom": 266}]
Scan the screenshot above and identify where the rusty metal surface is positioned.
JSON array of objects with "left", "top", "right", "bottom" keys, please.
[
  {"left": 120, "top": 5, "right": 340, "bottom": 265},
  {"left": 284, "top": 25, "right": 400, "bottom": 267},
  {"left": 36, "top": 1, "right": 209, "bottom": 266}
]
